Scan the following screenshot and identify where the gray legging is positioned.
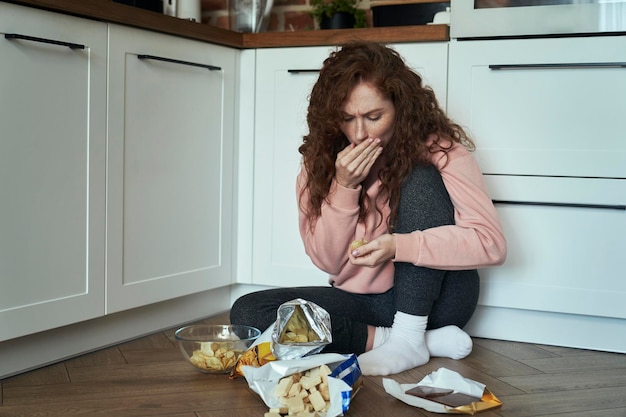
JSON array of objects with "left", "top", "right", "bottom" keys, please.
[{"left": 230, "top": 164, "right": 479, "bottom": 355}]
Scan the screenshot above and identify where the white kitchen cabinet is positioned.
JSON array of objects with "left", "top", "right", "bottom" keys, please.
[
  {"left": 447, "top": 37, "right": 626, "bottom": 352},
  {"left": 447, "top": 36, "right": 626, "bottom": 179},
  {"left": 0, "top": 3, "right": 107, "bottom": 341},
  {"left": 483, "top": 176, "right": 626, "bottom": 317},
  {"left": 249, "top": 46, "right": 332, "bottom": 288},
  {"left": 107, "top": 25, "right": 236, "bottom": 313},
  {"left": 249, "top": 43, "right": 449, "bottom": 287}
]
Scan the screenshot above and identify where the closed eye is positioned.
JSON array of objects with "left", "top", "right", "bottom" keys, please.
[{"left": 341, "top": 111, "right": 383, "bottom": 122}]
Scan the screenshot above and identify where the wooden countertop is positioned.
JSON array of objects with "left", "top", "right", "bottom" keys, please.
[
  {"left": 243, "top": 25, "right": 449, "bottom": 48},
  {"left": 4, "top": 0, "right": 449, "bottom": 48}
]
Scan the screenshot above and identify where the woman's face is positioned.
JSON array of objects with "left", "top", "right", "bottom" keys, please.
[{"left": 340, "top": 81, "right": 396, "bottom": 147}]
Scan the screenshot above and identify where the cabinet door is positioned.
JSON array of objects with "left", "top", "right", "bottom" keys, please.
[
  {"left": 252, "top": 47, "right": 333, "bottom": 287},
  {"left": 482, "top": 176, "right": 626, "bottom": 319},
  {"left": 107, "top": 25, "right": 235, "bottom": 313},
  {"left": 470, "top": 175, "right": 626, "bottom": 352},
  {"left": 448, "top": 36, "right": 626, "bottom": 178},
  {"left": 0, "top": 4, "right": 107, "bottom": 341},
  {"left": 251, "top": 43, "right": 449, "bottom": 287}
]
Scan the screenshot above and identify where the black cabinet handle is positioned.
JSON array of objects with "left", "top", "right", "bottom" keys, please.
[
  {"left": 493, "top": 200, "right": 626, "bottom": 211},
  {"left": 4, "top": 33, "right": 85, "bottom": 49},
  {"left": 138, "top": 54, "right": 221, "bottom": 71},
  {"left": 489, "top": 63, "right": 626, "bottom": 70},
  {"left": 287, "top": 69, "right": 320, "bottom": 73}
]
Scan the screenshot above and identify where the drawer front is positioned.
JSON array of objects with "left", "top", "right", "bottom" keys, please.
[
  {"left": 480, "top": 175, "right": 626, "bottom": 319},
  {"left": 448, "top": 37, "right": 626, "bottom": 178}
]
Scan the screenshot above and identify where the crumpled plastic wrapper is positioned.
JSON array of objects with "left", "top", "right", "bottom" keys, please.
[
  {"left": 229, "top": 325, "right": 276, "bottom": 379},
  {"left": 271, "top": 298, "right": 332, "bottom": 360},
  {"left": 383, "top": 367, "right": 502, "bottom": 414}
]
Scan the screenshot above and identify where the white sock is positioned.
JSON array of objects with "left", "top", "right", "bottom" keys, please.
[
  {"left": 372, "top": 326, "right": 390, "bottom": 349},
  {"left": 358, "top": 312, "right": 429, "bottom": 376},
  {"left": 425, "top": 325, "right": 473, "bottom": 359},
  {"left": 372, "top": 324, "right": 473, "bottom": 360}
]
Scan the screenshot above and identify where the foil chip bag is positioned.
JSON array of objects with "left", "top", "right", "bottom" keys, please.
[
  {"left": 271, "top": 298, "right": 332, "bottom": 360},
  {"left": 229, "top": 338, "right": 276, "bottom": 379}
]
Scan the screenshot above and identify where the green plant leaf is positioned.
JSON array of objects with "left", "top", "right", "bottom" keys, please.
[{"left": 310, "top": 0, "right": 367, "bottom": 28}]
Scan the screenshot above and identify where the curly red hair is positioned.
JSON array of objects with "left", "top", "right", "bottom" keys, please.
[{"left": 299, "top": 41, "right": 474, "bottom": 231}]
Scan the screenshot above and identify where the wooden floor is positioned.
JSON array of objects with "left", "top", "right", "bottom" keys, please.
[{"left": 1, "top": 311, "right": 625, "bottom": 417}]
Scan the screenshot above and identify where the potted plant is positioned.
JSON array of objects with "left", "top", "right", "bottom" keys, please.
[{"left": 310, "top": 0, "right": 367, "bottom": 29}]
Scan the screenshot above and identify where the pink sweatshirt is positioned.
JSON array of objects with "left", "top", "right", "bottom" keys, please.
[{"left": 297, "top": 140, "right": 507, "bottom": 294}]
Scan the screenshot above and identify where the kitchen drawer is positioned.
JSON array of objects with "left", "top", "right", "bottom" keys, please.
[
  {"left": 480, "top": 175, "right": 626, "bottom": 319},
  {"left": 448, "top": 36, "right": 626, "bottom": 179}
]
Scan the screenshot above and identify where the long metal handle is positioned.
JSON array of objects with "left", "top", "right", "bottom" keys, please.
[
  {"left": 493, "top": 200, "right": 626, "bottom": 211},
  {"left": 4, "top": 33, "right": 85, "bottom": 49},
  {"left": 489, "top": 63, "right": 626, "bottom": 70},
  {"left": 138, "top": 54, "right": 221, "bottom": 71},
  {"left": 287, "top": 69, "right": 320, "bottom": 73}
]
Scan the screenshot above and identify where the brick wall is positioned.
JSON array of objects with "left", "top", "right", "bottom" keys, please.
[{"left": 200, "top": 0, "right": 372, "bottom": 32}]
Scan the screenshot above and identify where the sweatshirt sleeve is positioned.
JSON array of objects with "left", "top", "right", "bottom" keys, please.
[
  {"left": 296, "top": 169, "right": 361, "bottom": 275},
  {"left": 394, "top": 143, "right": 507, "bottom": 270}
]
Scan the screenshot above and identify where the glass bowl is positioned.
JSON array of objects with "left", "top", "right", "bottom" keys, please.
[{"left": 174, "top": 324, "right": 261, "bottom": 373}]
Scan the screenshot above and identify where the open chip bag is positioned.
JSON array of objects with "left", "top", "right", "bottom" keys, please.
[
  {"left": 242, "top": 353, "right": 362, "bottom": 417},
  {"left": 272, "top": 298, "right": 332, "bottom": 360},
  {"left": 230, "top": 298, "right": 332, "bottom": 379},
  {"left": 383, "top": 367, "right": 502, "bottom": 414}
]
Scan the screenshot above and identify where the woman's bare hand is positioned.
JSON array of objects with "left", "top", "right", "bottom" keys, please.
[
  {"left": 349, "top": 233, "right": 396, "bottom": 267},
  {"left": 335, "top": 138, "right": 382, "bottom": 189}
]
